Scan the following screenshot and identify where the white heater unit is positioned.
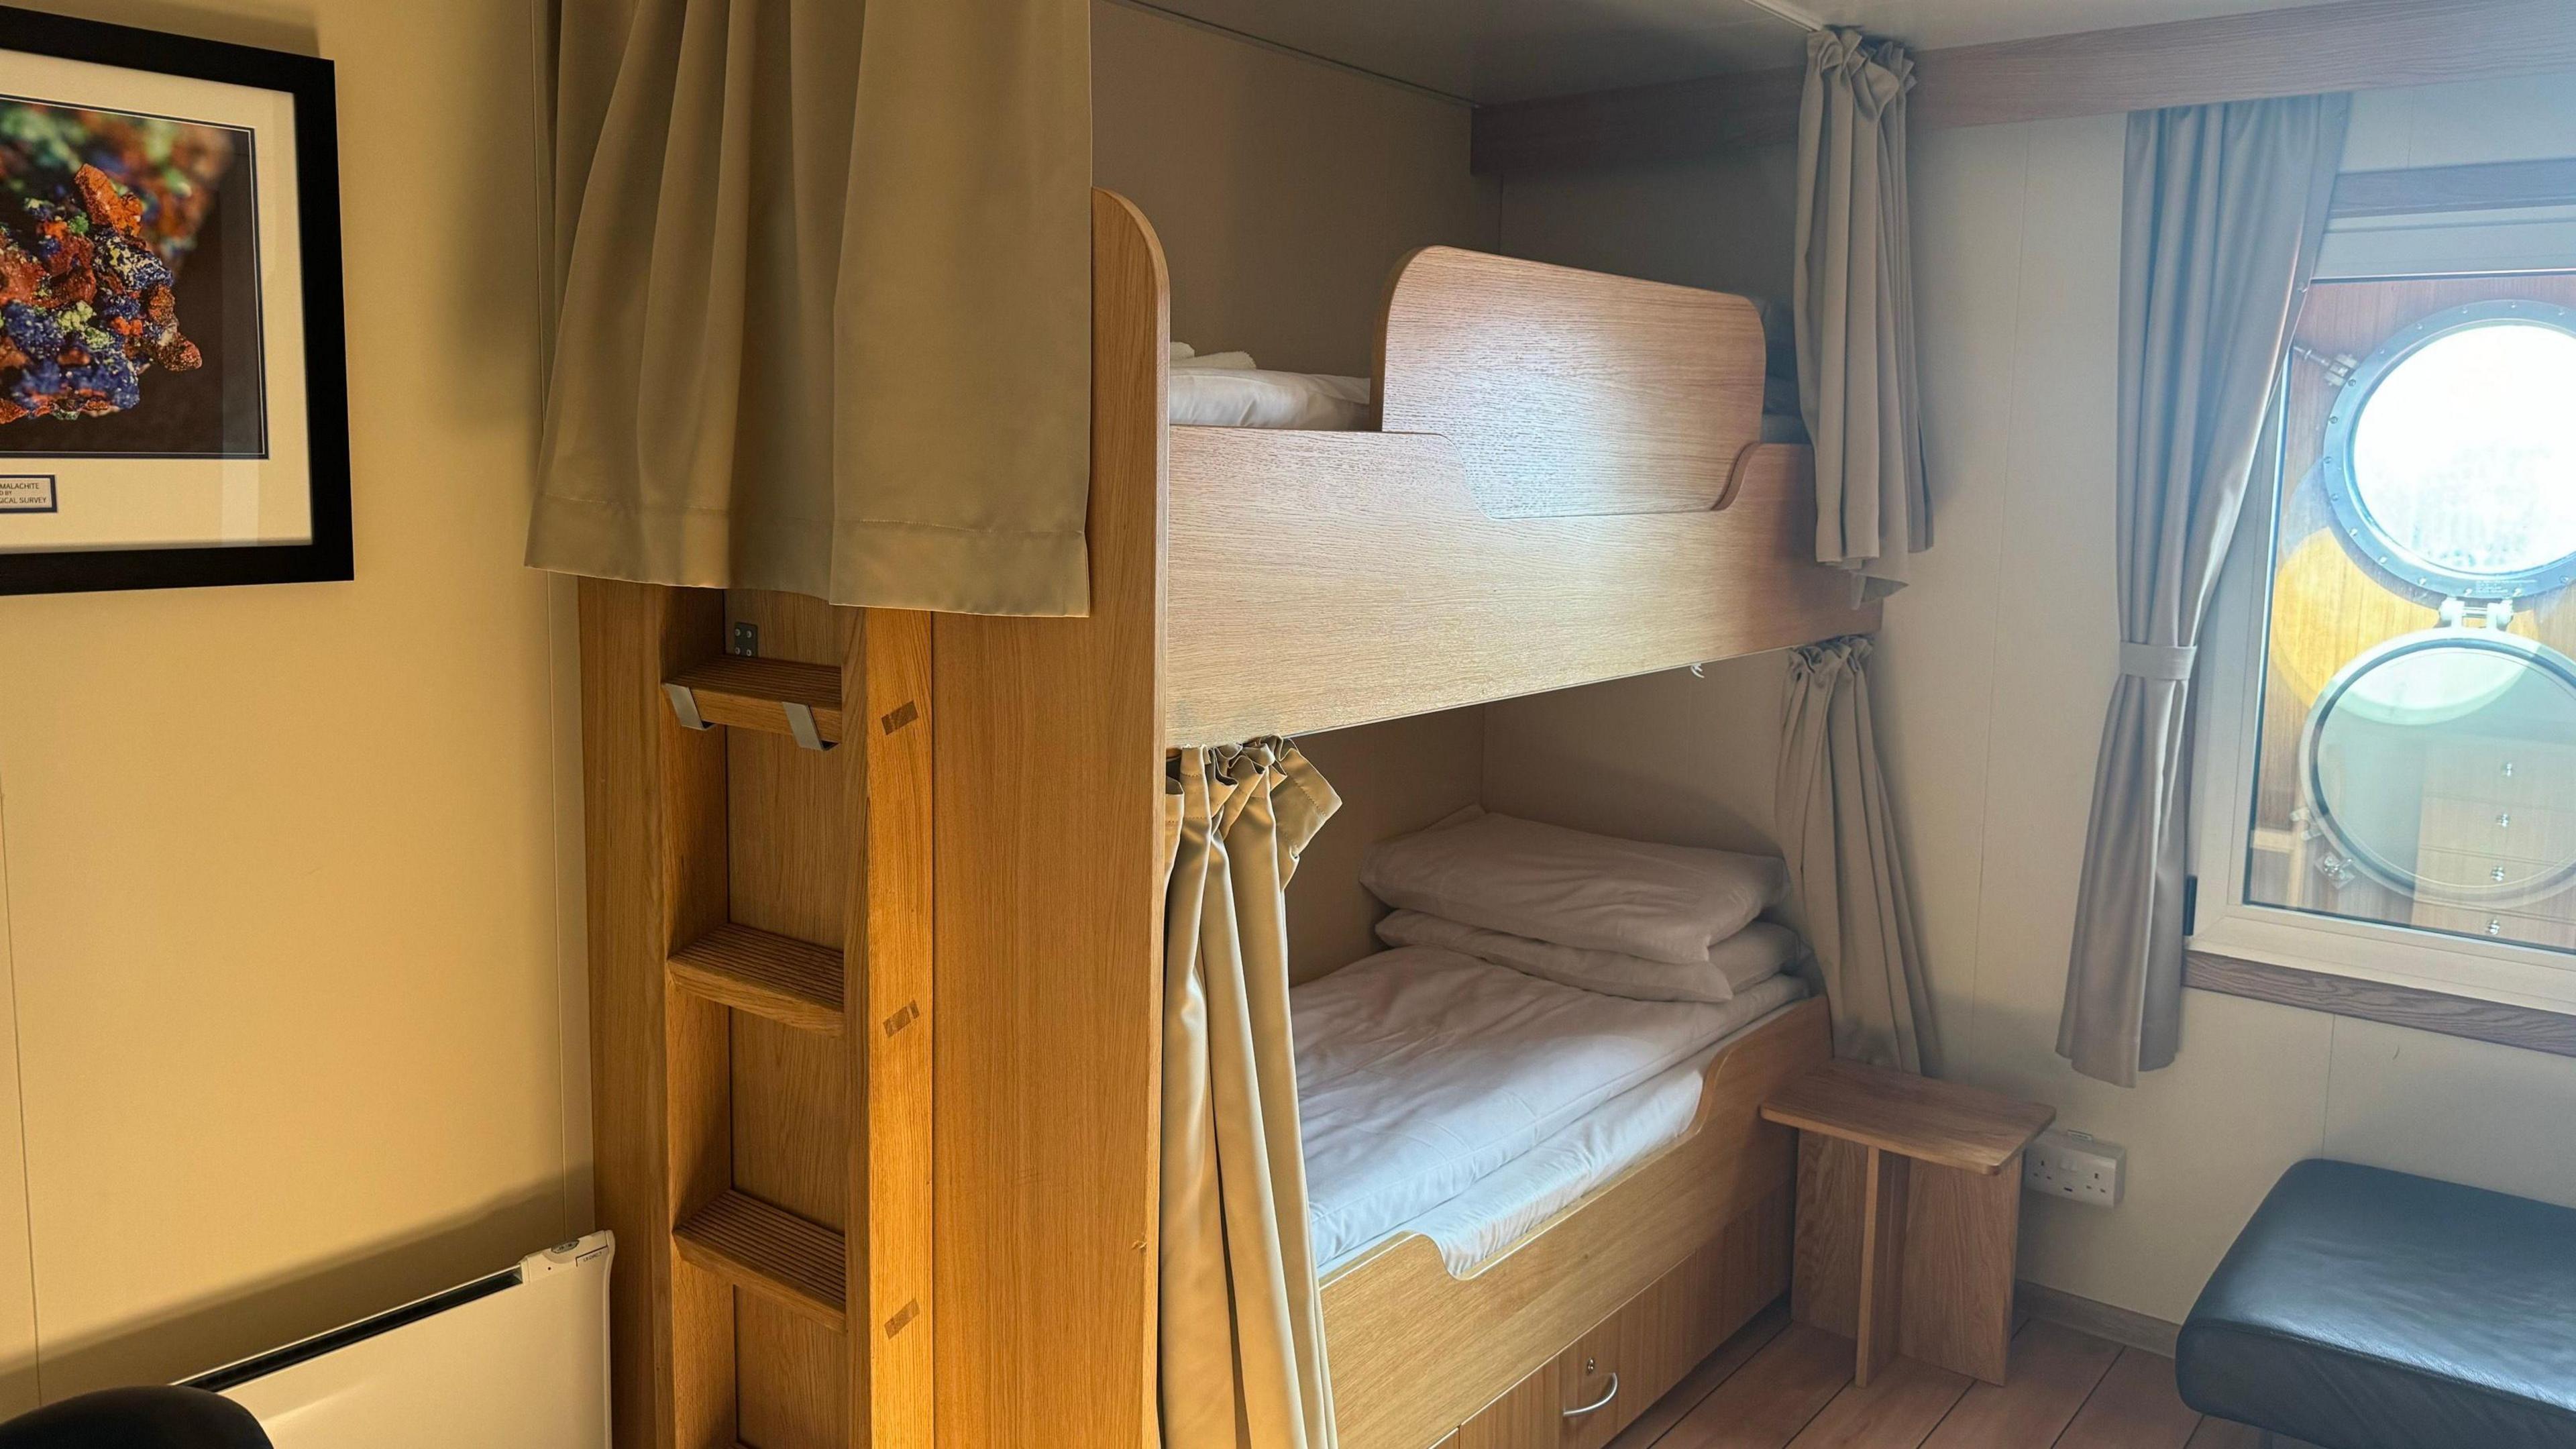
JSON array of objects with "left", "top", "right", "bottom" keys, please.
[{"left": 185, "top": 1231, "right": 614, "bottom": 1449}]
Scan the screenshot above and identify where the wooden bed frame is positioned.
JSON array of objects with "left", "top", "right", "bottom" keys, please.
[
  {"left": 1324, "top": 997, "right": 1829, "bottom": 1449},
  {"left": 576, "top": 189, "right": 1874, "bottom": 1449}
]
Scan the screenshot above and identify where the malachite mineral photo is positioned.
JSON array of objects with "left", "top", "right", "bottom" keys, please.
[{"left": 0, "top": 99, "right": 241, "bottom": 437}]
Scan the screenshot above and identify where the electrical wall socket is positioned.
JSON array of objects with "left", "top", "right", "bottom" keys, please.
[{"left": 2023, "top": 1128, "right": 2125, "bottom": 1208}]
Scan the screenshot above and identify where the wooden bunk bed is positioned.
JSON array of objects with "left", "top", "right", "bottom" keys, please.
[{"left": 576, "top": 188, "right": 1876, "bottom": 1449}]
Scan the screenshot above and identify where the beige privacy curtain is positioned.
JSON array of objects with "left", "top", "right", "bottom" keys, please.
[
  {"left": 1778, "top": 638, "right": 1937, "bottom": 1074},
  {"left": 1794, "top": 30, "right": 1931, "bottom": 602},
  {"left": 1163, "top": 742, "right": 1342, "bottom": 1449},
  {"left": 526, "top": 0, "right": 1094, "bottom": 616},
  {"left": 2060, "top": 95, "right": 2349, "bottom": 1087}
]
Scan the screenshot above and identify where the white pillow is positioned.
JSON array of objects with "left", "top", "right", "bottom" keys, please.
[
  {"left": 1375, "top": 910, "right": 1801, "bottom": 1005},
  {"left": 1357, "top": 808, "right": 1788, "bottom": 966}
]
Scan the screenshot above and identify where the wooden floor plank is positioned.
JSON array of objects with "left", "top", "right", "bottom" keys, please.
[
  {"left": 1611, "top": 1301, "right": 1794, "bottom": 1449},
  {"left": 2054, "top": 1349, "right": 2204, "bottom": 1449},
  {"left": 1660, "top": 1322, "right": 1856, "bottom": 1449},
  {"left": 2182, "top": 1418, "right": 2264, "bottom": 1449},
  {"left": 1920, "top": 1321, "right": 2121, "bottom": 1449},
  {"left": 1784, "top": 1355, "right": 1970, "bottom": 1449}
]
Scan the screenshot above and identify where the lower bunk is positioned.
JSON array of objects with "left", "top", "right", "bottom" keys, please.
[{"left": 1315, "top": 994, "right": 1831, "bottom": 1449}]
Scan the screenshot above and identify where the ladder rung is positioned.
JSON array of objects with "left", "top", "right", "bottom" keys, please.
[
  {"left": 667, "top": 657, "right": 844, "bottom": 743},
  {"left": 673, "top": 1190, "right": 846, "bottom": 1331},
  {"left": 668, "top": 925, "right": 845, "bottom": 1034}
]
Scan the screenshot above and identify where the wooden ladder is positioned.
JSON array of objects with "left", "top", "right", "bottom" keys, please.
[{"left": 578, "top": 581, "right": 932, "bottom": 1449}]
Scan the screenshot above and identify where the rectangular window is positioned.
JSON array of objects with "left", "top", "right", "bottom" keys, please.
[{"left": 2195, "top": 272, "right": 2576, "bottom": 1008}]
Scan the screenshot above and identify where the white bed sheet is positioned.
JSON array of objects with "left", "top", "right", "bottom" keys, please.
[
  {"left": 1294, "top": 947, "right": 1802, "bottom": 1272},
  {"left": 1379, "top": 980, "right": 1810, "bottom": 1276}
]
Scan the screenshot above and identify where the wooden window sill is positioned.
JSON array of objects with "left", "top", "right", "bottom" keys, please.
[{"left": 2184, "top": 950, "right": 2576, "bottom": 1059}]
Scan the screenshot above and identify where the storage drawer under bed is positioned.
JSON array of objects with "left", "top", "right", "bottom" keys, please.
[{"left": 1448, "top": 1195, "right": 1790, "bottom": 1449}]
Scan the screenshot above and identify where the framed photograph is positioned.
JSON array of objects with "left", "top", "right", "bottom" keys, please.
[{"left": 0, "top": 6, "right": 346, "bottom": 596}]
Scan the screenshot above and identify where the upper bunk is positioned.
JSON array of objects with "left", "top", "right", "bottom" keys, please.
[{"left": 1087, "top": 191, "right": 1882, "bottom": 747}]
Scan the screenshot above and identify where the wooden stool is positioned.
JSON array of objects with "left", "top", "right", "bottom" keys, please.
[{"left": 1759, "top": 1061, "right": 2054, "bottom": 1387}]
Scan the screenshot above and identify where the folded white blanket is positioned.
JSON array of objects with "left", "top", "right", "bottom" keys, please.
[
  {"left": 1375, "top": 910, "right": 1803, "bottom": 1005},
  {"left": 1360, "top": 808, "right": 1790, "bottom": 967},
  {"left": 1295, "top": 946, "right": 1756, "bottom": 1270}
]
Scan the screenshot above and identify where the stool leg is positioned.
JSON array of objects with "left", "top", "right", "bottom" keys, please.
[{"left": 1855, "top": 1146, "right": 1911, "bottom": 1387}]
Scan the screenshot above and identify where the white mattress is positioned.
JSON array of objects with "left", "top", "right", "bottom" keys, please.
[
  {"left": 1294, "top": 947, "right": 1805, "bottom": 1273},
  {"left": 1391, "top": 982, "right": 1809, "bottom": 1275}
]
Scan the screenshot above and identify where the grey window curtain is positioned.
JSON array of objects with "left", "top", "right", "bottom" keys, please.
[
  {"left": 525, "top": 0, "right": 1093, "bottom": 616},
  {"left": 1778, "top": 637, "right": 1937, "bottom": 1074},
  {"left": 1794, "top": 30, "right": 1931, "bottom": 602},
  {"left": 1162, "top": 742, "right": 1343, "bottom": 1449},
  {"left": 2060, "top": 95, "right": 2350, "bottom": 1087}
]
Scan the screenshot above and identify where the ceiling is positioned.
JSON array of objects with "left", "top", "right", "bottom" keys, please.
[{"left": 1126, "top": 0, "right": 2359, "bottom": 104}]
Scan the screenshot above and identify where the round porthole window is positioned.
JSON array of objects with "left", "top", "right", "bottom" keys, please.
[
  {"left": 2302, "top": 629, "right": 2576, "bottom": 904},
  {"left": 2321, "top": 303, "right": 2576, "bottom": 602}
]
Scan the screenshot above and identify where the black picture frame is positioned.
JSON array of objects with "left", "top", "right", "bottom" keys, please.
[{"left": 0, "top": 5, "right": 347, "bottom": 596}]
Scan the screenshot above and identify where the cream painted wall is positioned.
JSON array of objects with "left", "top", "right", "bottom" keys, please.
[
  {"left": 1488, "top": 75, "right": 2576, "bottom": 1324},
  {"left": 1497, "top": 144, "right": 1799, "bottom": 306},
  {"left": 0, "top": 0, "right": 576, "bottom": 1406},
  {"left": 1092, "top": 0, "right": 1501, "bottom": 376},
  {"left": 1290, "top": 710, "right": 1487, "bottom": 984}
]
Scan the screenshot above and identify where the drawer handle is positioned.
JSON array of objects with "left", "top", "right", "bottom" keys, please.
[{"left": 1563, "top": 1374, "right": 1619, "bottom": 1418}]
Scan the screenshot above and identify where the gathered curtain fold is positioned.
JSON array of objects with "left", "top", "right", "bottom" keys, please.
[
  {"left": 1794, "top": 29, "right": 1932, "bottom": 602},
  {"left": 1162, "top": 741, "right": 1344, "bottom": 1449},
  {"left": 2059, "top": 95, "right": 2350, "bottom": 1087},
  {"left": 1778, "top": 637, "right": 1937, "bottom": 1075},
  {"left": 527, "top": 0, "right": 1093, "bottom": 616}
]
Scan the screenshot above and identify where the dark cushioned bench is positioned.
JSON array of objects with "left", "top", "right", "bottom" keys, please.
[{"left": 2177, "top": 1160, "right": 2576, "bottom": 1449}]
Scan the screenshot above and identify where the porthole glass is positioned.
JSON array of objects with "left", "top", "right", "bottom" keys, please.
[
  {"left": 2325, "top": 306, "right": 2576, "bottom": 600},
  {"left": 2305, "top": 632, "right": 2576, "bottom": 904}
]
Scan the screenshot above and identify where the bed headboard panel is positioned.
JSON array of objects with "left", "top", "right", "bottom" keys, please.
[{"left": 1377, "top": 248, "right": 1768, "bottom": 519}]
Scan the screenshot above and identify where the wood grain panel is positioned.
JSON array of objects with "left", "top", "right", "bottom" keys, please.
[
  {"left": 1378, "top": 248, "right": 1765, "bottom": 518},
  {"left": 1919, "top": 1320, "right": 2121, "bottom": 1449},
  {"left": 2055, "top": 1350, "right": 2204, "bottom": 1449},
  {"left": 1473, "top": 0, "right": 2576, "bottom": 174},
  {"left": 1851, "top": 1150, "right": 1909, "bottom": 1388},
  {"left": 668, "top": 924, "right": 844, "bottom": 1034},
  {"left": 1655, "top": 1322, "right": 1853, "bottom": 1449},
  {"left": 847, "top": 607, "right": 936, "bottom": 1449},
  {"left": 1897, "top": 1156, "right": 2021, "bottom": 1385},
  {"left": 673, "top": 1189, "right": 847, "bottom": 1330},
  {"left": 2333, "top": 158, "right": 2576, "bottom": 220},
  {"left": 2186, "top": 951, "right": 2576, "bottom": 1059},
  {"left": 1453, "top": 1357, "right": 1564, "bottom": 1449},
  {"left": 1762, "top": 1062, "right": 2054, "bottom": 1175},
  {"left": 926, "top": 189, "right": 1168, "bottom": 1449},
  {"left": 1909, "top": 0, "right": 2576, "bottom": 132},
  {"left": 2183, "top": 1417, "right": 2268, "bottom": 1449},
  {"left": 735, "top": 1298, "right": 849, "bottom": 1449},
  {"left": 667, "top": 655, "right": 845, "bottom": 743},
  {"left": 720, "top": 589, "right": 851, "bottom": 1447},
  {"left": 1322, "top": 999, "right": 1829, "bottom": 1449},
  {"left": 1167, "top": 431, "right": 1874, "bottom": 743},
  {"left": 1792, "top": 1136, "right": 1866, "bottom": 1341},
  {"left": 576, "top": 579, "right": 735, "bottom": 1449},
  {"left": 1605, "top": 1303, "right": 1790, "bottom": 1449},
  {"left": 1782, "top": 1354, "right": 1968, "bottom": 1449}
]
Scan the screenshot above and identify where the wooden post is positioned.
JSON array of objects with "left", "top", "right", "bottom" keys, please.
[
  {"left": 847, "top": 607, "right": 936, "bottom": 1446},
  {"left": 577, "top": 579, "right": 733, "bottom": 1449}
]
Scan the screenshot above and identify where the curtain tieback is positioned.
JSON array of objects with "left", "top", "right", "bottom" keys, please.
[{"left": 2118, "top": 642, "right": 2196, "bottom": 681}]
